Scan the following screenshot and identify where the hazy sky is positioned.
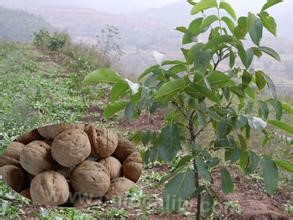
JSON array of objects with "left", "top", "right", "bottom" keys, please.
[{"left": 0, "top": 0, "right": 291, "bottom": 14}]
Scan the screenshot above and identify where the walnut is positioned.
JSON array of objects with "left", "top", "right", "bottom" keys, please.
[
  {"left": 51, "top": 129, "right": 91, "bottom": 167},
  {"left": 85, "top": 125, "right": 118, "bottom": 158},
  {"left": 105, "top": 177, "right": 135, "bottom": 200},
  {"left": 99, "top": 156, "right": 122, "bottom": 179},
  {"left": 70, "top": 161, "right": 110, "bottom": 197},
  {"left": 20, "top": 141, "right": 53, "bottom": 175},
  {"left": 112, "top": 135, "right": 138, "bottom": 163},
  {"left": 38, "top": 123, "right": 85, "bottom": 140},
  {"left": 0, "top": 165, "right": 25, "bottom": 192},
  {"left": 15, "top": 129, "right": 42, "bottom": 145},
  {"left": 30, "top": 171, "right": 70, "bottom": 206},
  {"left": 122, "top": 152, "right": 143, "bottom": 183}
]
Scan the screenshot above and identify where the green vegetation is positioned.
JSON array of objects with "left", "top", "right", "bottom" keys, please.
[
  {"left": 85, "top": 0, "right": 293, "bottom": 218},
  {"left": 0, "top": 7, "right": 53, "bottom": 42},
  {"left": 0, "top": 0, "right": 292, "bottom": 219}
]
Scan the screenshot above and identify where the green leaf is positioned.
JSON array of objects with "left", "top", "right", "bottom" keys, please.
[
  {"left": 189, "top": 17, "right": 204, "bottom": 35},
  {"left": 234, "top": 17, "right": 248, "bottom": 39},
  {"left": 188, "top": 43, "right": 213, "bottom": 71},
  {"left": 154, "top": 79, "right": 187, "bottom": 100},
  {"left": 266, "top": 98, "right": 283, "bottom": 120},
  {"left": 268, "top": 120, "right": 293, "bottom": 134},
  {"left": 111, "top": 83, "right": 129, "bottom": 101},
  {"left": 158, "top": 124, "right": 181, "bottom": 162},
  {"left": 242, "top": 70, "right": 252, "bottom": 88},
  {"left": 236, "top": 43, "right": 250, "bottom": 68},
  {"left": 201, "top": 15, "right": 219, "bottom": 30},
  {"left": 245, "top": 151, "right": 260, "bottom": 174},
  {"left": 204, "top": 35, "right": 235, "bottom": 50},
  {"left": 221, "top": 168, "right": 234, "bottom": 194},
  {"left": 261, "top": 0, "right": 283, "bottom": 12},
  {"left": 207, "top": 71, "right": 234, "bottom": 88},
  {"left": 84, "top": 68, "right": 124, "bottom": 84},
  {"left": 103, "top": 101, "right": 127, "bottom": 118},
  {"left": 124, "top": 102, "right": 136, "bottom": 120},
  {"left": 263, "top": 74, "right": 277, "bottom": 98},
  {"left": 163, "top": 169, "right": 196, "bottom": 211},
  {"left": 167, "top": 64, "right": 187, "bottom": 77},
  {"left": 191, "top": 0, "right": 218, "bottom": 15},
  {"left": 258, "top": 46, "right": 281, "bottom": 61},
  {"left": 139, "top": 65, "right": 160, "bottom": 80},
  {"left": 203, "top": 193, "right": 214, "bottom": 216},
  {"left": 176, "top": 26, "right": 187, "bottom": 33},
  {"left": 188, "top": 84, "right": 220, "bottom": 103},
  {"left": 196, "top": 157, "right": 212, "bottom": 182},
  {"left": 221, "top": 16, "right": 235, "bottom": 33},
  {"left": 259, "top": 11, "right": 277, "bottom": 36},
  {"left": 249, "top": 18, "right": 263, "bottom": 46},
  {"left": 236, "top": 115, "right": 248, "bottom": 129},
  {"left": 239, "top": 150, "right": 249, "bottom": 170},
  {"left": 175, "top": 155, "right": 193, "bottom": 169},
  {"left": 261, "top": 157, "right": 278, "bottom": 195},
  {"left": 247, "top": 12, "right": 257, "bottom": 31},
  {"left": 275, "top": 160, "right": 293, "bottom": 172},
  {"left": 219, "top": 1, "right": 237, "bottom": 20},
  {"left": 255, "top": 70, "right": 267, "bottom": 90},
  {"left": 283, "top": 103, "right": 293, "bottom": 115},
  {"left": 258, "top": 100, "right": 269, "bottom": 120}
]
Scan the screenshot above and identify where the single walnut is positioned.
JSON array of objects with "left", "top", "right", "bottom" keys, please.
[
  {"left": 73, "top": 197, "right": 102, "bottom": 208},
  {"left": 15, "top": 129, "right": 42, "bottom": 145},
  {"left": 70, "top": 161, "right": 110, "bottom": 197},
  {"left": 85, "top": 125, "right": 118, "bottom": 158},
  {"left": 20, "top": 141, "right": 53, "bottom": 175},
  {"left": 0, "top": 155, "right": 19, "bottom": 167},
  {"left": 5, "top": 142, "right": 25, "bottom": 161},
  {"left": 30, "top": 171, "right": 70, "bottom": 206},
  {"left": 0, "top": 142, "right": 25, "bottom": 167},
  {"left": 20, "top": 188, "right": 31, "bottom": 200},
  {"left": 51, "top": 129, "right": 91, "bottom": 167},
  {"left": 112, "top": 135, "right": 138, "bottom": 163},
  {"left": 99, "top": 156, "right": 122, "bottom": 180},
  {"left": 38, "top": 123, "right": 85, "bottom": 140},
  {"left": 0, "top": 165, "right": 25, "bottom": 192},
  {"left": 105, "top": 177, "right": 135, "bottom": 200},
  {"left": 122, "top": 152, "right": 143, "bottom": 183}
]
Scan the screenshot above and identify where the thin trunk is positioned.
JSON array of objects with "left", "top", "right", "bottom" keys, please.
[{"left": 189, "top": 114, "right": 201, "bottom": 220}]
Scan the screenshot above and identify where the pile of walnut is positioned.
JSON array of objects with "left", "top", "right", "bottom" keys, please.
[{"left": 0, "top": 124, "right": 143, "bottom": 208}]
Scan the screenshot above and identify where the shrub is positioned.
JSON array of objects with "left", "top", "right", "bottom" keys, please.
[{"left": 33, "top": 30, "right": 70, "bottom": 51}]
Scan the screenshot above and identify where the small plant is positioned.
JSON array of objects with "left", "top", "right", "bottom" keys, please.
[
  {"left": 33, "top": 29, "right": 51, "bottom": 48},
  {"left": 284, "top": 202, "right": 293, "bottom": 216},
  {"left": 85, "top": 0, "right": 293, "bottom": 218},
  {"left": 33, "top": 30, "right": 69, "bottom": 51},
  {"left": 223, "top": 200, "right": 242, "bottom": 215}
]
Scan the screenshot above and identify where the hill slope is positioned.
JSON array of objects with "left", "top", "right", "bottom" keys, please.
[{"left": 0, "top": 7, "right": 53, "bottom": 41}]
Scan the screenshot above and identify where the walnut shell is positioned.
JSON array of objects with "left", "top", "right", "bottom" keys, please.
[
  {"left": 30, "top": 171, "right": 70, "bottom": 206},
  {"left": 51, "top": 129, "right": 91, "bottom": 167},
  {"left": 73, "top": 197, "right": 102, "bottom": 208},
  {"left": 99, "top": 156, "right": 122, "bottom": 179},
  {"left": 38, "top": 123, "right": 85, "bottom": 140},
  {"left": 123, "top": 152, "right": 143, "bottom": 183},
  {"left": 20, "top": 188, "right": 31, "bottom": 200},
  {"left": 5, "top": 142, "right": 25, "bottom": 161},
  {"left": 15, "top": 129, "right": 42, "bottom": 145},
  {"left": 0, "top": 165, "right": 25, "bottom": 192},
  {"left": 105, "top": 177, "right": 135, "bottom": 200},
  {"left": 112, "top": 135, "right": 138, "bottom": 162},
  {"left": 0, "top": 142, "right": 25, "bottom": 166},
  {"left": 70, "top": 161, "right": 110, "bottom": 197},
  {"left": 0, "top": 155, "right": 19, "bottom": 167},
  {"left": 85, "top": 125, "right": 118, "bottom": 158},
  {"left": 20, "top": 141, "right": 53, "bottom": 175}
]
